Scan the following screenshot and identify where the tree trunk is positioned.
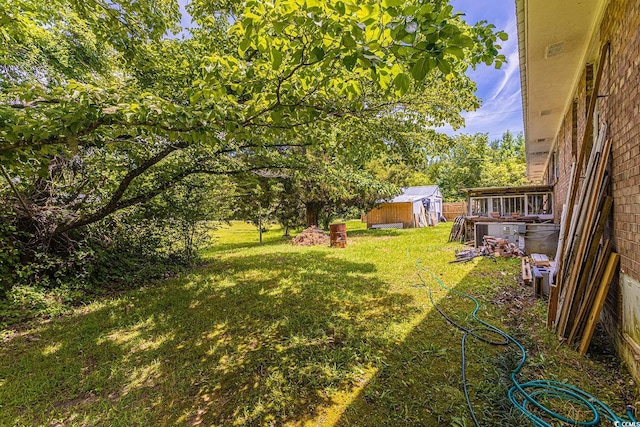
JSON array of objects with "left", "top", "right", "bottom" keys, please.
[{"left": 305, "top": 202, "right": 322, "bottom": 228}]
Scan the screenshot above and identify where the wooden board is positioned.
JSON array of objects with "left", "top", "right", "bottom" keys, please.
[
  {"left": 522, "top": 258, "right": 532, "bottom": 285},
  {"left": 579, "top": 252, "right": 619, "bottom": 355},
  {"left": 565, "top": 195, "right": 613, "bottom": 343},
  {"left": 547, "top": 283, "right": 560, "bottom": 328},
  {"left": 568, "top": 240, "right": 612, "bottom": 344},
  {"left": 531, "top": 253, "right": 550, "bottom": 267},
  {"left": 557, "top": 130, "right": 611, "bottom": 338}
]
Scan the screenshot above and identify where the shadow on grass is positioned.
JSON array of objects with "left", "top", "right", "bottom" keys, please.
[
  {"left": 347, "top": 228, "right": 402, "bottom": 238},
  {"left": 204, "top": 232, "right": 292, "bottom": 254},
  {"left": 333, "top": 258, "right": 637, "bottom": 426},
  {"left": 4, "top": 245, "right": 629, "bottom": 426},
  {"left": 330, "top": 257, "right": 530, "bottom": 426},
  {"left": 0, "top": 250, "right": 418, "bottom": 426}
]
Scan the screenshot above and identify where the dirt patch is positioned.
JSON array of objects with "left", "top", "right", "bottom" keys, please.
[
  {"left": 291, "top": 227, "right": 329, "bottom": 246},
  {"left": 492, "top": 282, "right": 536, "bottom": 327}
]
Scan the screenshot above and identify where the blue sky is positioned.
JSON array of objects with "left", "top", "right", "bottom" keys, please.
[
  {"left": 175, "top": 0, "right": 523, "bottom": 140},
  {"left": 444, "top": 0, "right": 524, "bottom": 139}
]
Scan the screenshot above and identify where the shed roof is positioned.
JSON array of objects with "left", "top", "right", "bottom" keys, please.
[{"left": 389, "top": 186, "right": 441, "bottom": 203}]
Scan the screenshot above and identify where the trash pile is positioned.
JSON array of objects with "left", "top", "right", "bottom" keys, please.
[
  {"left": 451, "top": 235, "right": 525, "bottom": 263},
  {"left": 291, "top": 226, "right": 330, "bottom": 246},
  {"left": 481, "top": 236, "right": 525, "bottom": 257}
]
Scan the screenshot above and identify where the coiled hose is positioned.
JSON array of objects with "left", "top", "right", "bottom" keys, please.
[{"left": 417, "top": 268, "right": 637, "bottom": 426}]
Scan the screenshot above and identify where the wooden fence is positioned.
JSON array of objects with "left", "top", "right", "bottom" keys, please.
[{"left": 442, "top": 202, "right": 468, "bottom": 221}]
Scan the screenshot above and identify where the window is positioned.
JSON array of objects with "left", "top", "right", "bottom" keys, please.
[
  {"left": 503, "top": 196, "right": 525, "bottom": 216},
  {"left": 492, "top": 198, "right": 502, "bottom": 216},
  {"left": 470, "top": 198, "right": 488, "bottom": 216},
  {"left": 527, "top": 193, "right": 553, "bottom": 216}
]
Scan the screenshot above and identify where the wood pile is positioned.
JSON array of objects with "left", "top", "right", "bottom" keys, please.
[
  {"left": 549, "top": 42, "right": 620, "bottom": 355},
  {"left": 291, "top": 227, "right": 329, "bottom": 246}
]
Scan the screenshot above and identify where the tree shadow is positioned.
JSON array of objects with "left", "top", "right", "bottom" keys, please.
[
  {"left": 0, "top": 250, "right": 417, "bottom": 426},
  {"left": 333, "top": 258, "right": 638, "bottom": 426},
  {"left": 331, "top": 257, "right": 528, "bottom": 426},
  {"left": 347, "top": 228, "right": 402, "bottom": 238}
]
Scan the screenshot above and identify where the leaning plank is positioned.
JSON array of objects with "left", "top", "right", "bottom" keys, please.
[
  {"left": 557, "top": 133, "right": 611, "bottom": 338},
  {"left": 579, "top": 252, "right": 620, "bottom": 355},
  {"left": 565, "top": 195, "right": 613, "bottom": 342},
  {"left": 555, "top": 163, "right": 575, "bottom": 265},
  {"left": 522, "top": 258, "right": 532, "bottom": 285},
  {"left": 547, "top": 283, "right": 560, "bottom": 328},
  {"left": 568, "top": 240, "right": 612, "bottom": 344}
]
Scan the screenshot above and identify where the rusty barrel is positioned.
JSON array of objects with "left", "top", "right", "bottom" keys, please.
[{"left": 329, "top": 223, "right": 347, "bottom": 248}]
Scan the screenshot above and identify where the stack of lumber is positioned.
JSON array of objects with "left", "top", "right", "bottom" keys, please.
[
  {"left": 448, "top": 216, "right": 465, "bottom": 242},
  {"left": 549, "top": 43, "right": 619, "bottom": 355},
  {"left": 552, "top": 123, "right": 616, "bottom": 352}
]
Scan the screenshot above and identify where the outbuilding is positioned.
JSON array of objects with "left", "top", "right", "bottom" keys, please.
[{"left": 364, "top": 186, "right": 443, "bottom": 229}]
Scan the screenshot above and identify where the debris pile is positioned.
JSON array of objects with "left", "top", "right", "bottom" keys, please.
[
  {"left": 481, "top": 236, "right": 525, "bottom": 257},
  {"left": 291, "top": 226, "right": 330, "bottom": 246},
  {"left": 451, "top": 235, "right": 524, "bottom": 263}
]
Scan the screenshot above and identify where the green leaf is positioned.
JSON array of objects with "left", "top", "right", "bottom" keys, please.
[
  {"left": 410, "top": 57, "right": 433, "bottom": 80},
  {"left": 271, "top": 48, "right": 283, "bottom": 70},
  {"left": 382, "top": 0, "right": 404, "bottom": 7},
  {"left": 341, "top": 33, "right": 357, "bottom": 48},
  {"left": 270, "top": 109, "right": 283, "bottom": 123},
  {"left": 393, "top": 72, "right": 411, "bottom": 95},
  {"left": 273, "top": 21, "right": 287, "bottom": 34},
  {"left": 497, "top": 31, "right": 508, "bottom": 41},
  {"left": 311, "top": 46, "right": 325, "bottom": 61},
  {"left": 239, "top": 37, "right": 251, "bottom": 55},
  {"left": 437, "top": 58, "right": 451, "bottom": 74},
  {"left": 444, "top": 46, "right": 464, "bottom": 59},
  {"left": 343, "top": 55, "right": 357, "bottom": 71}
]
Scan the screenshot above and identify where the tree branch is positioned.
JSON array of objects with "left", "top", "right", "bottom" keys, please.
[{"left": 53, "top": 141, "right": 187, "bottom": 234}]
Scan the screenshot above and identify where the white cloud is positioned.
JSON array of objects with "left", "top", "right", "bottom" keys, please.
[{"left": 438, "top": 13, "right": 524, "bottom": 139}]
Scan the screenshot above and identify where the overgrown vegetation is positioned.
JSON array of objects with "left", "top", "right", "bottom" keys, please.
[{"left": 0, "top": 222, "right": 636, "bottom": 426}]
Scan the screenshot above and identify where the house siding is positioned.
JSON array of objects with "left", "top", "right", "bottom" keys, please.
[{"left": 544, "top": 0, "right": 640, "bottom": 382}]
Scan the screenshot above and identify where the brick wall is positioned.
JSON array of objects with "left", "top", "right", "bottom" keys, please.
[
  {"left": 602, "top": 0, "right": 640, "bottom": 279},
  {"left": 549, "top": 0, "right": 640, "bottom": 380}
]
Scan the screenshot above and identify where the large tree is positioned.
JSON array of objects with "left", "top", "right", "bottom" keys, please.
[
  {"left": 1, "top": 0, "right": 507, "bottom": 253},
  {"left": 428, "top": 131, "right": 528, "bottom": 201}
]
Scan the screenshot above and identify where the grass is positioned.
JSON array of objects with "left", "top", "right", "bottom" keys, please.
[{"left": 0, "top": 220, "right": 637, "bottom": 426}]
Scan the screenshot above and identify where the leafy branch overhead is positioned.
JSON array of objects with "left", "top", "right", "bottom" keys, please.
[
  {"left": 1, "top": 0, "right": 506, "bottom": 154},
  {"left": 0, "top": 0, "right": 507, "bottom": 250}
]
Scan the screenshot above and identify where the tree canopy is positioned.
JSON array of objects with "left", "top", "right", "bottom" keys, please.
[
  {"left": 428, "top": 131, "right": 528, "bottom": 201},
  {"left": 0, "top": 0, "right": 509, "bottom": 294}
]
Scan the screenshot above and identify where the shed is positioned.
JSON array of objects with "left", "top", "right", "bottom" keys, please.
[{"left": 365, "top": 186, "right": 443, "bottom": 229}]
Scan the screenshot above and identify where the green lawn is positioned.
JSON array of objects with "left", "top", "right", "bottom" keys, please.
[{"left": 0, "top": 221, "right": 636, "bottom": 426}]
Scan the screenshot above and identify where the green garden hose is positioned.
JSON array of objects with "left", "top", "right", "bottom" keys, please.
[{"left": 417, "top": 267, "right": 637, "bottom": 427}]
